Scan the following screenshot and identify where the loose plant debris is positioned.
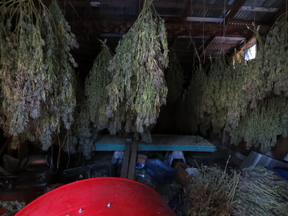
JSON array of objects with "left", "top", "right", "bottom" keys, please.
[
  {"left": 177, "top": 11, "right": 288, "bottom": 153},
  {"left": 166, "top": 52, "right": 183, "bottom": 104},
  {"left": 183, "top": 165, "right": 240, "bottom": 216},
  {"left": 0, "top": 200, "right": 25, "bottom": 216},
  {"left": 233, "top": 167, "right": 288, "bottom": 216},
  {"left": 106, "top": 0, "right": 169, "bottom": 143},
  {"left": 0, "top": 0, "right": 78, "bottom": 150}
]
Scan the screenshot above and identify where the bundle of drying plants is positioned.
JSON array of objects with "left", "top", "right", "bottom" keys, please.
[
  {"left": 0, "top": 0, "right": 78, "bottom": 150},
  {"left": 106, "top": 0, "right": 169, "bottom": 143},
  {"left": 67, "top": 42, "right": 113, "bottom": 159},
  {"left": 178, "top": 10, "right": 288, "bottom": 153}
]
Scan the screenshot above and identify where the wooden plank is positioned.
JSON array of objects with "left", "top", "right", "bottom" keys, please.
[
  {"left": 128, "top": 140, "right": 138, "bottom": 180},
  {"left": 182, "top": 0, "right": 194, "bottom": 19},
  {"left": 69, "top": 20, "right": 271, "bottom": 37},
  {"left": 120, "top": 142, "right": 131, "bottom": 179},
  {"left": 42, "top": 0, "right": 231, "bottom": 10},
  {"left": 94, "top": 135, "right": 216, "bottom": 152},
  {"left": 138, "top": 145, "right": 216, "bottom": 152},
  {"left": 94, "top": 143, "right": 216, "bottom": 151},
  {"left": 224, "top": 0, "right": 248, "bottom": 24}
]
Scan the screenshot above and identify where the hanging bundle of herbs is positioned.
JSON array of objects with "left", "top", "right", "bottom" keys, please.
[
  {"left": 265, "top": 11, "right": 288, "bottom": 96},
  {"left": 226, "top": 97, "right": 288, "bottom": 152},
  {"left": 0, "top": 0, "right": 78, "bottom": 150},
  {"left": 165, "top": 52, "right": 183, "bottom": 104},
  {"left": 223, "top": 56, "right": 248, "bottom": 129},
  {"left": 203, "top": 56, "right": 229, "bottom": 134},
  {"left": 106, "top": 0, "right": 169, "bottom": 142},
  {"left": 86, "top": 42, "right": 113, "bottom": 133},
  {"left": 67, "top": 42, "right": 114, "bottom": 159},
  {"left": 242, "top": 33, "right": 267, "bottom": 109}
]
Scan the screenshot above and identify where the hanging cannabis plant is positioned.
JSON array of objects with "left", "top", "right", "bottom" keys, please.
[
  {"left": 226, "top": 97, "right": 288, "bottom": 153},
  {"left": 165, "top": 52, "right": 183, "bottom": 104},
  {"left": 86, "top": 41, "right": 113, "bottom": 132},
  {"left": 265, "top": 11, "right": 288, "bottom": 96},
  {"left": 0, "top": 0, "right": 78, "bottom": 150},
  {"left": 67, "top": 42, "right": 114, "bottom": 159},
  {"left": 241, "top": 33, "right": 267, "bottom": 109},
  {"left": 106, "top": 0, "right": 169, "bottom": 142}
]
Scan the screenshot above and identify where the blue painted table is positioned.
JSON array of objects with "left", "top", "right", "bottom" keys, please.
[{"left": 94, "top": 134, "right": 216, "bottom": 152}]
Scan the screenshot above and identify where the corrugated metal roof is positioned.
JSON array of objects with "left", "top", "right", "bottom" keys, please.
[
  {"left": 234, "top": 0, "right": 285, "bottom": 21},
  {"left": 244, "top": 0, "right": 285, "bottom": 8},
  {"left": 190, "top": 9, "right": 227, "bottom": 18},
  {"left": 212, "top": 36, "right": 244, "bottom": 44}
]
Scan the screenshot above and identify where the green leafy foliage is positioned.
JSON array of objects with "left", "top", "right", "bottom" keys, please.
[
  {"left": 177, "top": 11, "right": 288, "bottom": 152},
  {"left": 67, "top": 43, "right": 114, "bottom": 159},
  {"left": 0, "top": 200, "right": 25, "bottom": 216},
  {"left": 0, "top": 0, "right": 78, "bottom": 150},
  {"left": 106, "top": 0, "right": 169, "bottom": 142},
  {"left": 86, "top": 42, "right": 113, "bottom": 132}
]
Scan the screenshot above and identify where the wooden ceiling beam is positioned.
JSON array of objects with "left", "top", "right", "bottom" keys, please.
[
  {"left": 224, "top": 0, "right": 248, "bottom": 24},
  {"left": 182, "top": 0, "right": 194, "bottom": 19},
  {"left": 42, "top": 0, "right": 232, "bottom": 10},
  {"left": 69, "top": 20, "right": 271, "bottom": 37}
]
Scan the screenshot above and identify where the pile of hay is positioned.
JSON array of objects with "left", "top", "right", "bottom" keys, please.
[
  {"left": 183, "top": 166, "right": 239, "bottom": 216},
  {"left": 183, "top": 166, "right": 288, "bottom": 216},
  {"left": 233, "top": 167, "right": 288, "bottom": 216}
]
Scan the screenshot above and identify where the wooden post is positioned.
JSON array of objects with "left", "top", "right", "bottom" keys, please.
[
  {"left": 128, "top": 140, "right": 138, "bottom": 180},
  {"left": 120, "top": 139, "right": 132, "bottom": 179}
]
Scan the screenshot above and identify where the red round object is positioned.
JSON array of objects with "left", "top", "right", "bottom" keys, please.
[{"left": 16, "top": 177, "right": 175, "bottom": 216}]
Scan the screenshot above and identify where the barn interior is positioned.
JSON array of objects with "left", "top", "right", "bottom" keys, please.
[{"left": 1, "top": 0, "right": 288, "bottom": 215}]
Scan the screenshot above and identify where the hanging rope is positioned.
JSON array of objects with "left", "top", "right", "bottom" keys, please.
[{"left": 202, "top": 0, "right": 206, "bottom": 62}]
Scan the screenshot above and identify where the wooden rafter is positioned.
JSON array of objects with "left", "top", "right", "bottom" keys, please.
[
  {"left": 198, "top": 36, "right": 215, "bottom": 57},
  {"left": 182, "top": 0, "right": 194, "bottom": 19},
  {"left": 42, "top": 0, "right": 233, "bottom": 11},
  {"left": 194, "top": 0, "right": 248, "bottom": 58},
  {"left": 69, "top": 20, "right": 270, "bottom": 37},
  {"left": 224, "top": 0, "right": 248, "bottom": 24}
]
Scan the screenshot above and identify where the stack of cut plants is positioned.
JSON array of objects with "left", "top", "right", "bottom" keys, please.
[{"left": 183, "top": 166, "right": 288, "bottom": 216}]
